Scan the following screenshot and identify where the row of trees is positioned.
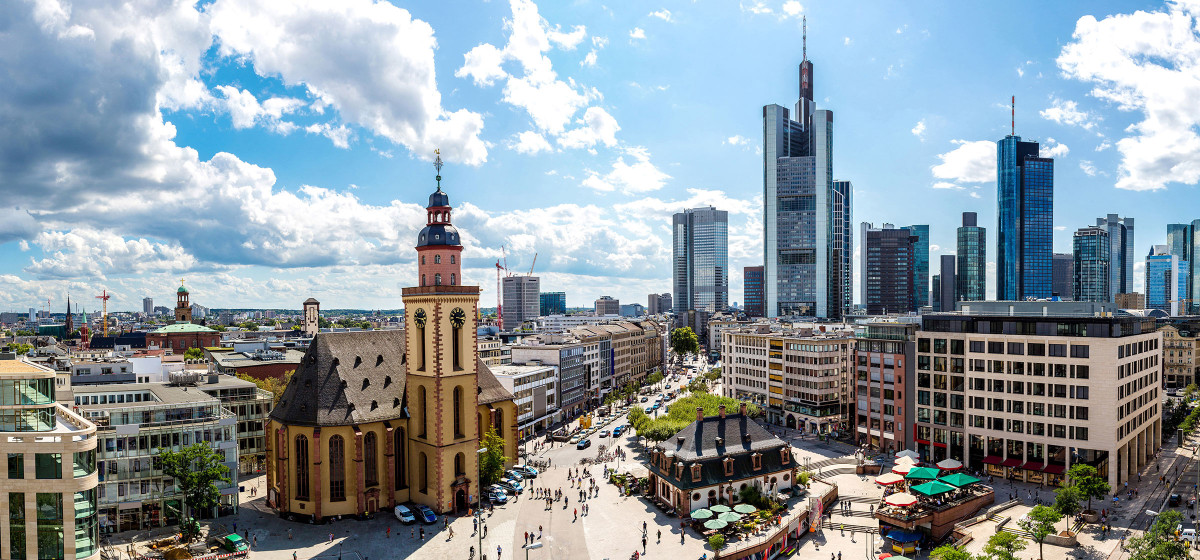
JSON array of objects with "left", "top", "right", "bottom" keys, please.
[{"left": 626, "top": 393, "right": 762, "bottom": 445}]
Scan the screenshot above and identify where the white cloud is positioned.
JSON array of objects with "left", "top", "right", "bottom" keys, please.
[
  {"left": 26, "top": 229, "right": 203, "bottom": 280},
  {"left": 1054, "top": 226, "right": 1067, "bottom": 231},
  {"left": 843, "top": 36, "right": 852, "bottom": 46},
  {"left": 1057, "top": 2, "right": 1200, "bottom": 190},
  {"left": 911, "top": 120, "right": 926, "bottom": 139},
  {"left": 896, "top": 24, "right": 908, "bottom": 34},
  {"left": 932, "top": 182, "right": 964, "bottom": 190},
  {"left": 1039, "top": 97, "right": 1097, "bottom": 130},
  {"left": 1042, "top": 138, "right": 1069, "bottom": 158},
  {"left": 740, "top": 1, "right": 773, "bottom": 15},
  {"left": 781, "top": 1, "right": 804, "bottom": 19},
  {"left": 581, "top": 147, "right": 671, "bottom": 194},
  {"left": 1095, "top": 140, "right": 1112, "bottom": 151},
  {"left": 547, "top": 25, "right": 587, "bottom": 50},
  {"left": 931, "top": 140, "right": 995, "bottom": 184},
  {"left": 304, "top": 123, "right": 353, "bottom": 149},
  {"left": 581, "top": 50, "right": 598, "bottom": 67},
  {"left": 1017, "top": 67, "right": 1024, "bottom": 78},
  {"left": 1080, "top": 160, "right": 1098, "bottom": 176},
  {"left": 629, "top": 27, "right": 646, "bottom": 40},
  {"left": 557, "top": 107, "right": 620, "bottom": 149},
  {"left": 969, "top": 192, "right": 981, "bottom": 199},
  {"left": 649, "top": 9, "right": 672, "bottom": 22},
  {"left": 509, "top": 131, "right": 554, "bottom": 154},
  {"left": 457, "top": 43, "right": 508, "bottom": 87},
  {"left": 725, "top": 135, "right": 751, "bottom": 146}
]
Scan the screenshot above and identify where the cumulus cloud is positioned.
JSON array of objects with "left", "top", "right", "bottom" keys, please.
[
  {"left": 1039, "top": 97, "right": 1098, "bottom": 130},
  {"left": 781, "top": 1, "right": 804, "bottom": 19},
  {"left": 25, "top": 229, "right": 204, "bottom": 279},
  {"left": 740, "top": 1, "right": 773, "bottom": 15},
  {"left": 931, "top": 140, "right": 995, "bottom": 184},
  {"left": 510, "top": 131, "right": 554, "bottom": 154},
  {"left": 1041, "top": 138, "right": 1069, "bottom": 159},
  {"left": 1080, "top": 160, "right": 1098, "bottom": 176},
  {"left": 844, "top": 37, "right": 851, "bottom": 46},
  {"left": 558, "top": 107, "right": 620, "bottom": 149},
  {"left": 911, "top": 120, "right": 926, "bottom": 139},
  {"left": 1057, "top": 2, "right": 1200, "bottom": 190},
  {"left": 649, "top": 9, "right": 672, "bottom": 22},
  {"left": 725, "top": 135, "right": 751, "bottom": 146},
  {"left": 581, "top": 147, "right": 671, "bottom": 194},
  {"left": 629, "top": 27, "right": 646, "bottom": 40}
]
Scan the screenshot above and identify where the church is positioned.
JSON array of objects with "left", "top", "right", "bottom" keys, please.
[{"left": 264, "top": 157, "right": 518, "bottom": 520}]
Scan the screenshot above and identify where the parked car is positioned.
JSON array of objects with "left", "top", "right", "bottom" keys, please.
[
  {"left": 486, "top": 487, "right": 509, "bottom": 504},
  {"left": 220, "top": 534, "right": 248, "bottom": 553},
  {"left": 496, "top": 481, "right": 519, "bottom": 495},
  {"left": 416, "top": 504, "right": 438, "bottom": 524},
  {"left": 598, "top": 429, "right": 610, "bottom": 438},
  {"left": 577, "top": 439, "right": 592, "bottom": 450},
  {"left": 394, "top": 504, "right": 417, "bottom": 524},
  {"left": 612, "top": 426, "right": 625, "bottom": 437},
  {"left": 1170, "top": 493, "right": 1182, "bottom": 507},
  {"left": 504, "top": 469, "right": 526, "bottom": 480},
  {"left": 502, "top": 477, "right": 524, "bottom": 492},
  {"left": 514, "top": 465, "right": 539, "bottom": 477},
  {"left": 640, "top": 397, "right": 649, "bottom": 403}
]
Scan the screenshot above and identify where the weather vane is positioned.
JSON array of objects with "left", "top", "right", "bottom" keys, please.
[{"left": 434, "top": 148, "right": 443, "bottom": 189}]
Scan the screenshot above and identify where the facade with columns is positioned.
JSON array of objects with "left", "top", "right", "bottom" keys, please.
[
  {"left": 264, "top": 168, "right": 518, "bottom": 521},
  {"left": 915, "top": 310, "right": 1162, "bottom": 490}
]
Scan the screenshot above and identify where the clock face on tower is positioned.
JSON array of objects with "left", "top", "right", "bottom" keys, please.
[
  {"left": 414, "top": 309, "right": 427, "bottom": 328},
  {"left": 450, "top": 307, "right": 466, "bottom": 329}
]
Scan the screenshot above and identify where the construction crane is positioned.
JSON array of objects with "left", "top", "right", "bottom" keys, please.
[
  {"left": 527, "top": 252, "right": 537, "bottom": 276},
  {"left": 95, "top": 290, "right": 111, "bottom": 336}
]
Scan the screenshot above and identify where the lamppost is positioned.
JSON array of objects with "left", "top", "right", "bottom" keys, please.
[
  {"left": 477, "top": 447, "right": 487, "bottom": 559},
  {"left": 526, "top": 540, "right": 543, "bottom": 560}
]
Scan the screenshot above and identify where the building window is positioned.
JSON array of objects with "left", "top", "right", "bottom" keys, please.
[
  {"left": 8, "top": 453, "right": 22, "bottom": 479},
  {"left": 34, "top": 453, "right": 60, "bottom": 480},
  {"left": 435, "top": 273, "right": 442, "bottom": 286},
  {"left": 395, "top": 428, "right": 407, "bottom": 489},
  {"left": 435, "top": 255, "right": 441, "bottom": 264},
  {"left": 421, "top": 274, "right": 426, "bottom": 287},
  {"left": 364, "top": 432, "right": 378, "bottom": 487},
  {"left": 455, "top": 452, "right": 465, "bottom": 477},
  {"left": 421, "top": 255, "right": 425, "bottom": 265},
  {"left": 450, "top": 273, "right": 456, "bottom": 286},
  {"left": 418, "top": 386, "right": 428, "bottom": 438},
  {"left": 36, "top": 492, "right": 63, "bottom": 560},
  {"left": 453, "top": 386, "right": 464, "bottom": 439},
  {"left": 451, "top": 255, "right": 456, "bottom": 264},
  {"left": 329, "top": 435, "right": 346, "bottom": 502},
  {"left": 10, "top": 492, "right": 25, "bottom": 559},
  {"left": 419, "top": 452, "right": 429, "bottom": 494}
]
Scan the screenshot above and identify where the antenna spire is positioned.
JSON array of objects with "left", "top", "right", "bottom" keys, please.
[
  {"left": 1011, "top": 95, "right": 1015, "bottom": 136},
  {"left": 802, "top": 16, "right": 807, "bottom": 61}
]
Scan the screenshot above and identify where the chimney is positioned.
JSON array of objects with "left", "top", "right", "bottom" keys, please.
[
  {"left": 696, "top": 406, "right": 704, "bottom": 422},
  {"left": 719, "top": 405, "right": 726, "bottom": 419},
  {"left": 739, "top": 402, "right": 747, "bottom": 416}
]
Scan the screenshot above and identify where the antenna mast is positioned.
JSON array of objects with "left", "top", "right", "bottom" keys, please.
[
  {"left": 1011, "top": 95, "right": 1015, "bottom": 136},
  {"left": 802, "top": 16, "right": 807, "bottom": 61}
]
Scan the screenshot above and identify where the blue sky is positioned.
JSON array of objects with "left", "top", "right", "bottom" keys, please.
[{"left": 1, "top": 0, "right": 1198, "bottom": 313}]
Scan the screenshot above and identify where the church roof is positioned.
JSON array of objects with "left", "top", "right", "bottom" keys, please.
[
  {"left": 477, "top": 360, "right": 515, "bottom": 405},
  {"left": 667, "top": 413, "right": 784, "bottom": 462},
  {"left": 177, "top": 285, "right": 189, "bottom": 294},
  {"left": 152, "top": 323, "right": 216, "bottom": 334}
]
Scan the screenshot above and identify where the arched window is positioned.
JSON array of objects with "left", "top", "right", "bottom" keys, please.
[
  {"left": 418, "top": 386, "right": 428, "bottom": 438},
  {"left": 294, "top": 435, "right": 310, "bottom": 500},
  {"left": 421, "top": 274, "right": 426, "bottom": 287},
  {"left": 434, "top": 273, "right": 442, "bottom": 286},
  {"left": 455, "top": 452, "right": 465, "bottom": 476},
  {"left": 492, "top": 409, "right": 505, "bottom": 455},
  {"left": 450, "top": 254, "right": 455, "bottom": 264},
  {"left": 419, "top": 452, "right": 428, "bottom": 494},
  {"left": 452, "top": 321, "right": 462, "bottom": 371},
  {"left": 421, "top": 255, "right": 425, "bottom": 265},
  {"left": 364, "top": 432, "right": 378, "bottom": 487},
  {"left": 450, "top": 273, "right": 456, "bottom": 286},
  {"left": 395, "top": 428, "right": 407, "bottom": 489},
  {"left": 453, "top": 386, "right": 464, "bottom": 439},
  {"left": 434, "top": 254, "right": 441, "bottom": 264},
  {"left": 329, "top": 435, "right": 346, "bottom": 501}
]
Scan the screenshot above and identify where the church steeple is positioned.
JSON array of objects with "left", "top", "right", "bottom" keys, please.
[
  {"left": 415, "top": 150, "right": 463, "bottom": 289},
  {"left": 64, "top": 294, "right": 73, "bottom": 334}
]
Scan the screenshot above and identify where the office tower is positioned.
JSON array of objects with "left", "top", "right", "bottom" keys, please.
[
  {"left": 1146, "top": 245, "right": 1189, "bottom": 315},
  {"left": 996, "top": 135, "right": 1054, "bottom": 300},
  {"left": 646, "top": 293, "right": 672, "bottom": 315},
  {"left": 595, "top": 296, "right": 620, "bottom": 315},
  {"left": 540, "top": 291, "right": 566, "bottom": 316},
  {"left": 1052, "top": 253, "right": 1073, "bottom": 299},
  {"left": 142, "top": 297, "right": 153, "bottom": 316},
  {"left": 956, "top": 212, "right": 986, "bottom": 302},
  {"left": 909, "top": 225, "right": 930, "bottom": 309},
  {"left": 502, "top": 276, "right": 540, "bottom": 328},
  {"left": 861, "top": 223, "right": 917, "bottom": 315},
  {"left": 1115, "top": 292, "right": 1146, "bottom": 309},
  {"left": 763, "top": 20, "right": 852, "bottom": 319},
  {"left": 1072, "top": 226, "right": 1110, "bottom": 303},
  {"left": 1166, "top": 221, "right": 1199, "bottom": 314},
  {"left": 744, "top": 266, "right": 765, "bottom": 317},
  {"left": 1095, "top": 214, "right": 1134, "bottom": 300},
  {"left": 937, "top": 255, "right": 957, "bottom": 312},
  {"left": 672, "top": 206, "right": 729, "bottom": 316},
  {"left": 931, "top": 274, "right": 941, "bottom": 311}
]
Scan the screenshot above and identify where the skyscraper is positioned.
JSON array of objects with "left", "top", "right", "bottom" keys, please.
[
  {"left": 1072, "top": 226, "right": 1109, "bottom": 303},
  {"left": 1052, "top": 253, "right": 1073, "bottom": 299},
  {"left": 955, "top": 212, "right": 986, "bottom": 302},
  {"left": 539, "top": 291, "right": 566, "bottom": 316},
  {"left": 1096, "top": 214, "right": 1134, "bottom": 300},
  {"left": 672, "top": 206, "right": 729, "bottom": 316},
  {"left": 1166, "top": 221, "right": 1199, "bottom": 314},
  {"left": 996, "top": 135, "right": 1054, "bottom": 300},
  {"left": 1146, "top": 245, "right": 1189, "bottom": 315},
  {"left": 763, "top": 19, "right": 852, "bottom": 319},
  {"left": 743, "top": 265, "right": 765, "bottom": 318},
  {"left": 143, "top": 297, "right": 153, "bottom": 316},
  {"left": 647, "top": 293, "right": 672, "bottom": 315},
  {"left": 501, "top": 275, "right": 540, "bottom": 329},
  {"left": 861, "top": 223, "right": 917, "bottom": 314},
  {"left": 937, "top": 254, "right": 957, "bottom": 312},
  {"left": 909, "top": 224, "right": 930, "bottom": 309}
]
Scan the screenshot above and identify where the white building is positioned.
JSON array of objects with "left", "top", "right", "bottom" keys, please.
[{"left": 489, "top": 363, "right": 558, "bottom": 438}]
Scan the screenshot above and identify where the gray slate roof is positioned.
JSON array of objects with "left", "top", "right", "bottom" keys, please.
[
  {"left": 477, "top": 359, "right": 515, "bottom": 405},
  {"left": 668, "top": 413, "right": 784, "bottom": 461}
]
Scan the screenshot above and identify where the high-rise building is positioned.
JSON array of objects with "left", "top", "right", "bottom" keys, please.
[
  {"left": 937, "top": 254, "right": 957, "bottom": 312},
  {"left": 1072, "top": 226, "right": 1110, "bottom": 303},
  {"left": 1096, "top": 214, "right": 1134, "bottom": 300},
  {"left": 1052, "top": 253, "right": 1073, "bottom": 299},
  {"left": 1146, "top": 245, "right": 1190, "bottom": 315},
  {"left": 996, "top": 135, "right": 1054, "bottom": 300},
  {"left": 646, "top": 293, "right": 672, "bottom": 315},
  {"left": 142, "top": 297, "right": 153, "bottom": 316},
  {"left": 909, "top": 225, "right": 930, "bottom": 309},
  {"left": 743, "top": 266, "right": 765, "bottom": 318},
  {"left": 931, "top": 273, "right": 941, "bottom": 311},
  {"left": 763, "top": 20, "right": 852, "bottom": 319},
  {"left": 539, "top": 291, "right": 566, "bottom": 316},
  {"left": 956, "top": 212, "right": 986, "bottom": 302},
  {"left": 1166, "top": 221, "right": 1200, "bottom": 314},
  {"left": 672, "top": 206, "right": 729, "bottom": 317},
  {"left": 1115, "top": 292, "right": 1146, "bottom": 309},
  {"left": 502, "top": 276, "right": 540, "bottom": 329},
  {"left": 853, "top": 322, "right": 916, "bottom": 453},
  {"left": 595, "top": 296, "right": 620, "bottom": 316},
  {"left": 861, "top": 223, "right": 917, "bottom": 315}
]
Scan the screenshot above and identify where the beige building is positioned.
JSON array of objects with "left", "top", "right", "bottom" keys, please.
[
  {"left": 1116, "top": 292, "right": 1146, "bottom": 309},
  {"left": 1161, "top": 324, "right": 1197, "bottom": 389},
  {"left": 0, "top": 353, "right": 100, "bottom": 560}
]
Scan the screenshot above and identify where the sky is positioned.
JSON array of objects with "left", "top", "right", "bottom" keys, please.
[{"left": 2, "top": 0, "right": 1199, "bottom": 314}]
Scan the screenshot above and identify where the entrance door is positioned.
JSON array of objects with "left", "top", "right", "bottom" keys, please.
[{"left": 455, "top": 489, "right": 467, "bottom": 513}]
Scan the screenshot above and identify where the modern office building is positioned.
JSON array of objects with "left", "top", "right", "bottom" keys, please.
[
  {"left": 861, "top": 223, "right": 917, "bottom": 315},
  {"left": 1052, "top": 253, "right": 1074, "bottom": 299},
  {"left": 487, "top": 363, "right": 559, "bottom": 438},
  {"left": 1146, "top": 245, "right": 1189, "bottom": 316},
  {"left": 917, "top": 303, "right": 1161, "bottom": 490},
  {"left": 909, "top": 225, "right": 930, "bottom": 309},
  {"left": 502, "top": 275, "right": 540, "bottom": 330},
  {"left": 595, "top": 296, "right": 620, "bottom": 316},
  {"left": 744, "top": 266, "right": 765, "bottom": 318},
  {"left": 619, "top": 303, "right": 646, "bottom": 317},
  {"left": 539, "top": 292, "right": 566, "bottom": 317},
  {"left": 142, "top": 297, "right": 153, "bottom": 316},
  {"left": 1166, "top": 221, "right": 1200, "bottom": 314},
  {"left": 853, "top": 322, "right": 916, "bottom": 453},
  {"left": 196, "top": 376, "right": 274, "bottom": 475},
  {"left": 956, "top": 212, "right": 987, "bottom": 302},
  {"left": 763, "top": 23, "right": 852, "bottom": 320},
  {"left": 937, "top": 255, "right": 957, "bottom": 312},
  {"left": 1115, "top": 293, "right": 1146, "bottom": 310},
  {"left": 647, "top": 293, "right": 672, "bottom": 316},
  {"left": 931, "top": 274, "right": 942, "bottom": 312},
  {"left": 1073, "top": 226, "right": 1110, "bottom": 303},
  {"left": 672, "top": 207, "right": 729, "bottom": 318},
  {"left": 0, "top": 353, "right": 100, "bottom": 560},
  {"left": 1096, "top": 214, "right": 1135, "bottom": 300},
  {"left": 996, "top": 135, "right": 1054, "bottom": 300}
]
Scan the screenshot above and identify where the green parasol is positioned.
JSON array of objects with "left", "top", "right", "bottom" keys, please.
[
  {"left": 703, "top": 519, "right": 729, "bottom": 530},
  {"left": 691, "top": 508, "right": 714, "bottom": 519},
  {"left": 938, "top": 472, "right": 981, "bottom": 487},
  {"left": 718, "top": 512, "right": 742, "bottom": 523},
  {"left": 910, "top": 480, "right": 956, "bottom": 496},
  {"left": 733, "top": 503, "right": 757, "bottom": 514},
  {"left": 904, "top": 467, "right": 941, "bottom": 480},
  {"left": 709, "top": 504, "right": 732, "bottom": 513}
]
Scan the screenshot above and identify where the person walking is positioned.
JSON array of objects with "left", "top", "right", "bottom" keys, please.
[
  {"left": 420, "top": 528, "right": 425, "bottom": 540},
  {"left": 498, "top": 545, "right": 503, "bottom": 560},
  {"left": 293, "top": 552, "right": 297, "bottom": 560},
  {"left": 657, "top": 529, "right": 661, "bottom": 543},
  {"left": 539, "top": 525, "right": 543, "bottom": 540},
  {"left": 642, "top": 536, "right": 647, "bottom": 553},
  {"left": 386, "top": 526, "right": 391, "bottom": 539},
  {"left": 525, "top": 532, "right": 529, "bottom": 545},
  {"left": 448, "top": 526, "right": 455, "bottom": 540}
]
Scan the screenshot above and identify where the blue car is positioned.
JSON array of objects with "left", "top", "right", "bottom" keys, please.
[
  {"left": 416, "top": 504, "right": 438, "bottom": 524},
  {"left": 514, "top": 465, "right": 539, "bottom": 478},
  {"left": 577, "top": 439, "right": 592, "bottom": 450},
  {"left": 502, "top": 477, "right": 524, "bottom": 492},
  {"left": 486, "top": 486, "right": 509, "bottom": 504}
]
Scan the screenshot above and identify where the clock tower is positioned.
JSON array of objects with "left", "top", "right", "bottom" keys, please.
[
  {"left": 402, "top": 151, "right": 482, "bottom": 514},
  {"left": 302, "top": 298, "right": 320, "bottom": 336}
]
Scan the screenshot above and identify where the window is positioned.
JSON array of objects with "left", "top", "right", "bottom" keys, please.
[
  {"left": 73, "top": 450, "right": 95, "bottom": 478},
  {"left": 950, "top": 340, "right": 965, "bottom": 355},
  {"left": 434, "top": 273, "right": 442, "bottom": 285},
  {"left": 1070, "top": 345, "right": 1090, "bottom": 359},
  {"left": 294, "top": 435, "right": 310, "bottom": 499},
  {"left": 455, "top": 452, "right": 465, "bottom": 477},
  {"left": 751, "top": 453, "right": 763, "bottom": 471},
  {"left": 328, "top": 435, "right": 346, "bottom": 501},
  {"left": 988, "top": 342, "right": 1004, "bottom": 354},
  {"left": 8, "top": 453, "right": 22, "bottom": 479},
  {"left": 918, "top": 338, "right": 930, "bottom": 353},
  {"left": 418, "top": 386, "right": 428, "bottom": 438},
  {"left": 450, "top": 273, "right": 456, "bottom": 286},
  {"left": 934, "top": 339, "right": 947, "bottom": 354},
  {"left": 364, "top": 432, "right": 378, "bottom": 487},
  {"left": 395, "top": 428, "right": 407, "bottom": 489},
  {"left": 421, "top": 274, "right": 426, "bottom": 286},
  {"left": 453, "top": 386, "right": 464, "bottom": 439},
  {"left": 450, "top": 255, "right": 455, "bottom": 264},
  {"left": 1048, "top": 344, "right": 1067, "bottom": 357},
  {"left": 420, "top": 452, "right": 429, "bottom": 493},
  {"left": 969, "top": 341, "right": 985, "bottom": 353},
  {"left": 434, "top": 255, "right": 441, "bottom": 264},
  {"left": 36, "top": 492, "right": 63, "bottom": 560},
  {"left": 1007, "top": 343, "right": 1024, "bottom": 355},
  {"left": 34, "top": 454, "right": 60, "bottom": 480}
]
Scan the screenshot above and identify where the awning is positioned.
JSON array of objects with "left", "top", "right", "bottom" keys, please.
[
  {"left": 1042, "top": 464, "right": 1066, "bottom": 475},
  {"left": 884, "top": 530, "right": 923, "bottom": 543},
  {"left": 1021, "top": 462, "right": 1044, "bottom": 472},
  {"left": 1001, "top": 458, "right": 1022, "bottom": 468},
  {"left": 982, "top": 456, "right": 1003, "bottom": 465}
]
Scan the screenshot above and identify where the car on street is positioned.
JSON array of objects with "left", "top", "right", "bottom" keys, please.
[
  {"left": 514, "top": 465, "right": 539, "bottom": 477},
  {"left": 598, "top": 429, "right": 610, "bottom": 438},
  {"left": 486, "top": 486, "right": 509, "bottom": 504},
  {"left": 613, "top": 426, "right": 624, "bottom": 436},
  {"left": 416, "top": 504, "right": 438, "bottom": 524},
  {"left": 496, "top": 481, "right": 519, "bottom": 494},
  {"left": 504, "top": 469, "right": 526, "bottom": 480},
  {"left": 502, "top": 477, "right": 524, "bottom": 492},
  {"left": 577, "top": 439, "right": 592, "bottom": 450},
  {"left": 394, "top": 504, "right": 417, "bottom": 524},
  {"left": 1170, "top": 493, "right": 1182, "bottom": 507},
  {"left": 640, "top": 397, "right": 648, "bottom": 402}
]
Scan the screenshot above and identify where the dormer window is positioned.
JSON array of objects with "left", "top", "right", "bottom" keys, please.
[
  {"left": 675, "top": 463, "right": 684, "bottom": 480},
  {"left": 780, "top": 447, "right": 791, "bottom": 464},
  {"left": 691, "top": 463, "right": 702, "bottom": 482},
  {"left": 723, "top": 457, "right": 734, "bottom": 476},
  {"left": 751, "top": 453, "right": 763, "bottom": 471}
]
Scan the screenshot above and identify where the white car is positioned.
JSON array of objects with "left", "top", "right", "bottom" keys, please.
[{"left": 394, "top": 504, "right": 416, "bottom": 524}]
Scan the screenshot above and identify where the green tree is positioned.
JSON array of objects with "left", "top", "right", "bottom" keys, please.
[
  {"left": 1127, "top": 510, "right": 1189, "bottom": 560},
  {"left": 4, "top": 343, "right": 33, "bottom": 355},
  {"left": 646, "top": 371, "right": 664, "bottom": 387},
  {"left": 479, "top": 426, "right": 509, "bottom": 485},
  {"left": 929, "top": 544, "right": 974, "bottom": 560},
  {"left": 159, "top": 443, "right": 232, "bottom": 538},
  {"left": 238, "top": 321, "right": 259, "bottom": 330},
  {"left": 1053, "top": 485, "right": 1082, "bottom": 534},
  {"left": 1185, "top": 383, "right": 1199, "bottom": 401},
  {"left": 1067, "top": 464, "right": 1110, "bottom": 512},
  {"left": 1018, "top": 505, "right": 1062, "bottom": 560},
  {"left": 670, "top": 327, "right": 700, "bottom": 363},
  {"left": 707, "top": 533, "right": 726, "bottom": 553},
  {"left": 183, "top": 347, "right": 205, "bottom": 361},
  {"left": 981, "top": 531, "right": 1027, "bottom": 560},
  {"left": 236, "top": 371, "right": 294, "bottom": 406}
]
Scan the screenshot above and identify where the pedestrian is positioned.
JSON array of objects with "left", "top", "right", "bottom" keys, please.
[
  {"left": 234, "top": 521, "right": 238, "bottom": 534},
  {"left": 293, "top": 552, "right": 298, "bottom": 560},
  {"left": 288, "top": 528, "right": 293, "bottom": 540},
  {"left": 839, "top": 552, "right": 842, "bottom": 560},
  {"left": 253, "top": 535, "right": 257, "bottom": 548},
  {"left": 387, "top": 526, "right": 391, "bottom": 539},
  {"left": 245, "top": 529, "right": 249, "bottom": 540},
  {"left": 657, "top": 529, "right": 661, "bottom": 543},
  {"left": 574, "top": 508, "right": 578, "bottom": 521},
  {"left": 474, "top": 518, "right": 478, "bottom": 534},
  {"left": 498, "top": 545, "right": 503, "bottom": 560},
  {"left": 420, "top": 527, "right": 425, "bottom": 540},
  {"left": 449, "top": 526, "right": 455, "bottom": 539},
  {"left": 539, "top": 525, "right": 543, "bottom": 540},
  {"left": 525, "top": 532, "right": 529, "bottom": 545},
  {"left": 329, "top": 533, "right": 334, "bottom": 542},
  {"left": 682, "top": 531, "right": 686, "bottom": 545}
]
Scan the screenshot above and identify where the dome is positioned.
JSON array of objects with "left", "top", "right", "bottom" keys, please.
[
  {"left": 428, "top": 188, "right": 449, "bottom": 208},
  {"left": 177, "top": 285, "right": 189, "bottom": 294},
  {"left": 416, "top": 224, "right": 461, "bottom": 247}
]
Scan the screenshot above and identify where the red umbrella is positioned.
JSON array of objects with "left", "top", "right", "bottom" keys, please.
[{"left": 879, "top": 554, "right": 893, "bottom": 559}]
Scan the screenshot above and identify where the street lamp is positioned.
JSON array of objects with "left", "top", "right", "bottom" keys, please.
[
  {"left": 526, "top": 540, "right": 543, "bottom": 560},
  {"left": 477, "top": 447, "right": 487, "bottom": 559}
]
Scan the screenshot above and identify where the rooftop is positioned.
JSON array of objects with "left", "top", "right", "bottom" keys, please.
[
  {"left": 152, "top": 322, "right": 217, "bottom": 334},
  {"left": 0, "top": 358, "right": 56, "bottom": 377},
  {"left": 488, "top": 364, "right": 556, "bottom": 377},
  {"left": 209, "top": 348, "right": 304, "bottom": 368},
  {"left": 667, "top": 412, "right": 786, "bottom": 462},
  {"left": 74, "top": 382, "right": 222, "bottom": 408}
]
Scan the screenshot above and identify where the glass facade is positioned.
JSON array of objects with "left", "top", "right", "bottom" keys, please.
[
  {"left": 996, "top": 136, "right": 1053, "bottom": 300},
  {"left": 1146, "top": 250, "right": 1188, "bottom": 315},
  {"left": 1167, "top": 221, "right": 1200, "bottom": 314},
  {"left": 956, "top": 213, "right": 986, "bottom": 302},
  {"left": 909, "top": 224, "right": 930, "bottom": 308},
  {"left": 861, "top": 224, "right": 916, "bottom": 314},
  {"left": 672, "top": 207, "right": 729, "bottom": 315},
  {"left": 538, "top": 292, "right": 566, "bottom": 316},
  {"left": 1096, "top": 215, "right": 1134, "bottom": 299},
  {"left": 1072, "top": 226, "right": 1109, "bottom": 303},
  {"left": 743, "top": 266, "right": 765, "bottom": 317}
]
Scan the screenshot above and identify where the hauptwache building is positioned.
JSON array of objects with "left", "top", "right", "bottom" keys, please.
[{"left": 265, "top": 159, "right": 518, "bottom": 519}]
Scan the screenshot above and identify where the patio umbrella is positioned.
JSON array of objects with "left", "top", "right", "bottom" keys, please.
[
  {"left": 884, "top": 493, "right": 919, "bottom": 507},
  {"left": 718, "top": 512, "right": 742, "bottom": 523},
  {"left": 691, "top": 508, "right": 714, "bottom": 519},
  {"left": 703, "top": 519, "right": 729, "bottom": 530},
  {"left": 936, "top": 458, "right": 963, "bottom": 470},
  {"left": 939, "top": 473, "right": 981, "bottom": 487},
  {"left": 910, "top": 480, "right": 956, "bottom": 496},
  {"left": 710, "top": 504, "right": 732, "bottom": 513},
  {"left": 733, "top": 503, "right": 758, "bottom": 514},
  {"left": 891, "top": 463, "right": 913, "bottom": 475},
  {"left": 895, "top": 449, "right": 920, "bottom": 460},
  {"left": 904, "top": 467, "right": 941, "bottom": 480},
  {"left": 878, "top": 555, "right": 893, "bottom": 560},
  {"left": 875, "top": 473, "right": 905, "bottom": 486}
]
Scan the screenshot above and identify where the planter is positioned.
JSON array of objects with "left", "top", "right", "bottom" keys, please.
[{"left": 1082, "top": 511, "right": 1099, "bottom": 523}]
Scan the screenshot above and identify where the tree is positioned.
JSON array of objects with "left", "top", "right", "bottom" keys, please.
[
  {"left": 1067, "top": 464, "right": 1110, "bottom": 512},
  {"left": 1185, "top": 383, "right": 1199, "bottom": 401},
  {"left": 236, "top": 371, "right": 294, "bottom": 406},
  {"left": 670, "top": 327, "right": 700, "bottom": 363},
  {"left": 981, "top": 531, "right": 1026, "bottom": 560},
  {"left": 159, "top": 442, "right": 232, "bottom": 538},
  {"left": 479, "top": 426, "right": 509, "bottom": 485},
  {"left": 1053, "top": 485, "right": 1082, "bottom": 534},
  {"left": 646, "top": 371, "right": 664, "bottom": 387},
  {"left": 1127, "top": 510, "right": 1189, "bottom": 560},
  {"left": 4, "top": 343, "right": 32, "bottom": 355},
  {"left": 183, "top": 347, "right": 205, "bottom": 361},
  {"left": 238, "top": 321, "right": 259, "bottom": 331},
  {"left": 707, "top": 534, "right": 726, "bottom": 553},
  {"left": 929, "top": 545, "right": 974, "bottom": 560},
  {"left": 1018, "top": 505, "right": 1062, "bottom": 560}
]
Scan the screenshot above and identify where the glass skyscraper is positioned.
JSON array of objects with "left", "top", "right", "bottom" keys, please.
[
  {"left": 1072, "top": 226, "right": 1109, "bottom": 303},
  {"left": 996, "top": 135, "right": 1054, "bottom": 300},
  {"left": 1146, "top": 245, "right": 1189, "bottom": 315},
  {"left": 908, "top": 224, "right": 930, "bottom": 309},
  {"left": 673, "top": 206, "right": 729, "bottom": 316},
  {"left": 539, "top": 291, "right": 566, "bottom": 316},
  {"left": 763, "top": 29, "right": 851, "bottom": 319},
  {"left": 1096, "top": 214, "right": 1134, "bottom": 300},
  {"left": 955, "top": 212, "right": 986, "bottom": 302},
  {"left": 743, "top": 265, "right": 765, "bottom": 317},
  {"left": 1166, "top": 221, "right": 1200, "bottom": 314},
  {"left": 860, "top": 223, "right": 916, "bottom": 315}
]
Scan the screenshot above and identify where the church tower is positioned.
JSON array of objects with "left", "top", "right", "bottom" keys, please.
[
  {"left": 64, "top": 295, "right": 73, "bottom": 334},
  {"left": 402, "top": 151, "right": 481, "bottom": 514},
  {"left": 175, "top": 281, "right": 193, "bottom": 323},
  {"left": 302, "top": 298, "right": 320, "bottom": 336}
]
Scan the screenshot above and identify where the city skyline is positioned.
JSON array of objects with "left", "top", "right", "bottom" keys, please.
[{"left": 1, "top": 1, "right": 1199, "bottom": 312}]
